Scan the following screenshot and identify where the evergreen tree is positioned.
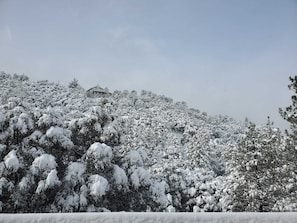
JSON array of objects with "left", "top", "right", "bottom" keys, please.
[
  {"left": 277, "top": 75, "right": 297, "bottom": 210},
  {"left": 279, "top": 76, "right": 297, "bottom": 151},
  {"left": 231, "top": 120, "right": 283, "bottom": 211},
  {"left": 68, "top": 78, "right": 79, "bottom": 89}
]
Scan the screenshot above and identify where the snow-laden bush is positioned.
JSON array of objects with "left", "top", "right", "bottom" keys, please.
[
  {"left": 65, "top": 162, "right": 86, "bottom": 185},
  {"left": 40, "top": 126, "right": 74, "bottom": 149},
  {"left": 130, "top": 167, "right": 151, "bottom": 189},
  {"left": 15, "top": 113, "right": 34, "bottom": 135},
  {"left": 4, "top": 150, "right": 19, "bottom": 172},
  {"left": 123, "top": 150, "right": 145, "bottom": 168},
  {"left": 88, "top": 175, "right": 109, "bottom": 198},
  {"left": 0, "top": 177, "right": 13, "bottom": 195},
  {"left": 31, "top": 154, "right": 57, "bottom": 175},
  {"left": 113, "top": 165, "right": 128, "bottom": 190},
  {"left": 36, "top": 169, "right": 61, "bottom": 193},
  {"left": 86, "top": 143, "right": 113, "bottom": 171},
  {"left": 150, "top": 181, "right": 168, "bottom": 207}
]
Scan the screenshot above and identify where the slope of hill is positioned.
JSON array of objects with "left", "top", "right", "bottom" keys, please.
[{"left": 0, "top": 72, "right": 296, "bottom": 213}]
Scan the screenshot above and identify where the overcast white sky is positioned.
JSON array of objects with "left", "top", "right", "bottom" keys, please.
[{"left": 0, "top": 0, "right": 297, "bottom": 130}]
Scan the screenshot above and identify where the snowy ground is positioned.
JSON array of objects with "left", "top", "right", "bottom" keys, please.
[{"left": 1, "top": 212, "right": 297, "bottom": 223}]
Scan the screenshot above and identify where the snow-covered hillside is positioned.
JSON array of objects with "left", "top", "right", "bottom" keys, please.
[{"left": 0, "top": 72, "right": 296, "bottom": 213}]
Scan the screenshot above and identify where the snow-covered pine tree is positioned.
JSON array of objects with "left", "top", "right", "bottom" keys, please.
[
  {"left": 231, "top": 120, "right": 284, "bottom": 211},
  {"left": 68, "top": 78, "right": 79, "bottom": 89},
  {"left": 277, "top": 75, "right": 297, "bottom": 210},
  {"left": 280, "top": 76, "right": 297, "bottom": 135}
]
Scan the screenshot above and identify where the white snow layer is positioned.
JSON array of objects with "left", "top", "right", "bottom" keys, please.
[
  {"left": 1, "top": 212, "right": 297, "bottom": 223},
  {"left": 88, "top": 175, "right": 109, "bottom": 197},
  {"left": 36, "top": 170, "right": 61, "bottom": 193},
  {"left": 45, "top": 126, "right": 74, "bottom": 149},
  {"left": 31, "top": 154, "right": 56, "bottom": 174},
  {"left": 4, "top": 150, "right": 20, "bottom": 172},
  {"left": 65, "top": 162, "right": 86, "bottom": 184},
  {"left": 113, "top": 165, "right": 128, "bottom": 187},
  {"left": 87, "top": 142, "right": 113, "bottom": 170}
]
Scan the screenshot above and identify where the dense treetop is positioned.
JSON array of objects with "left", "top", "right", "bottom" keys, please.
[{"left": 0, "top": 72, "right": 296, "bottom": 212}]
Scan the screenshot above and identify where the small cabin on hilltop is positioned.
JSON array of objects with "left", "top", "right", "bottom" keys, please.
[{"left": 86, "top": 85, "right": 111, "bottom": 98}]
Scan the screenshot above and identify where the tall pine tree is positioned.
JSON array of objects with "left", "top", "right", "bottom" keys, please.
[
  {"left": 231, "top": 120, "right": 283, "bottom": 211},
  {"left": 277, "top": 75, "right": 297, "bottom": 210}
]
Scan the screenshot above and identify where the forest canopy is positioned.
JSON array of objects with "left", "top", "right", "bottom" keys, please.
[{"left": 0, "top": 72, "right": 296, "bottom": 212}]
